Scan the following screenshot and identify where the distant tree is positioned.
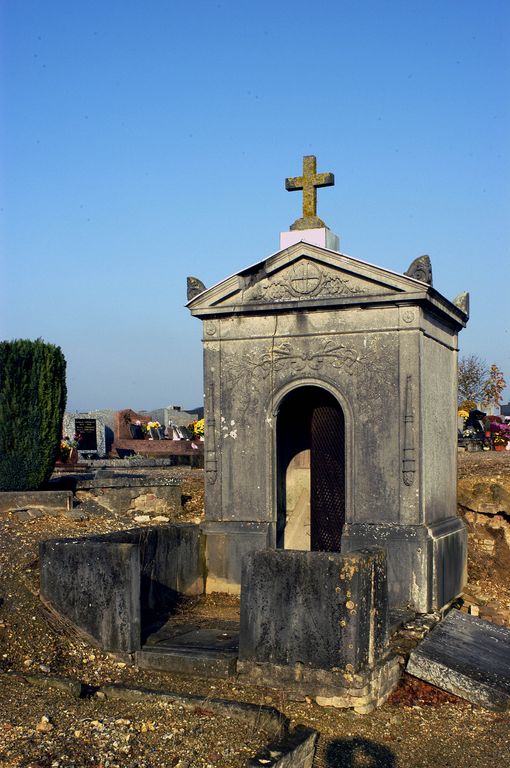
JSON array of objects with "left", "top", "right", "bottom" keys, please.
[
  {"left": 482, "top": 364, "right": 506, "bottom": 409},
  {"left": 0, "top": 339, "right": 67, "bottom": 491},
  {"left": 458, "top": 399, "right": 477, "bottom": 415},
  {"left": 457, "top": 354, "right": 489, "bottom": 405}
]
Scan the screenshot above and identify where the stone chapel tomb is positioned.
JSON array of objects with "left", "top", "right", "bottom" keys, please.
[{"left": 187, "top": 155, "right": 469, "bottom": 613}]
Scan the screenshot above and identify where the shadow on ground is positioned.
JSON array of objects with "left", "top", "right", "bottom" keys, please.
[{"left": 325, "top": 737, "right": 396, "bottom": 767}]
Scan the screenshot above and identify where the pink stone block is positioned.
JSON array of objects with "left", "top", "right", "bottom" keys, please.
[{"left": 279, "top": 228, "right": 340, "bottom": 252}]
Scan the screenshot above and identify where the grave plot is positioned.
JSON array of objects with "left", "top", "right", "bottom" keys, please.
[{"left": 39, "top": 521, "right": 402, "bottom": 712}]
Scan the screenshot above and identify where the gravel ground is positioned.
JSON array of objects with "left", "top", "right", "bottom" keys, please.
[
  {"left": 1, "top": 461, "right": 509, "bottom": 767},
  {"left": 0, "top": 676, "right": 269, "bottom": 768}
]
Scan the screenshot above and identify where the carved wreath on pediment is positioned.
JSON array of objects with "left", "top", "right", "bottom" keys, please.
[{"left": 243, "top": 261, "right": 367, "bottom": 303}]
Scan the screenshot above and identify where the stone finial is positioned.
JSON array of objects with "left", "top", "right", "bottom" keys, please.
[
  {"left": 453, "top": 291, "right": 470, "bottom": 317},
  {"left": 285, "top": 155, "right": 334, "bottom": 231},
  {"left": 187, "top": 276, "right": 206, "bottom": 301},
  {"left": 404, "top": 255, "right": 433, "bottom": 285}
]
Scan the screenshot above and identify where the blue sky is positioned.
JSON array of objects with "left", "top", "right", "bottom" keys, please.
[{"left": 1, "top": 1, "right": 509, "bottom": 411}]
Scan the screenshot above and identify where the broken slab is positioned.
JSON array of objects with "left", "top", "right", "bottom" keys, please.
[
  {"left": 0, "top": 490, "right": 72, "bottom": 515},
  {"left": 407, "top": 609, "right": 510, "bottom": 710}
]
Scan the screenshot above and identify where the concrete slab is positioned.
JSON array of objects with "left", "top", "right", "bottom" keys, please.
[
  {"left": 407, "top": 610, "right": 510, "bottom": 710},
  {"left": 144, "top": 620, "right": 238, "bottom": 650}
]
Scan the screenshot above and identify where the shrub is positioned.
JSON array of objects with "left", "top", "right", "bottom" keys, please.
[{"left": 0, "top": 339, "right": 67, "bottom": 491}]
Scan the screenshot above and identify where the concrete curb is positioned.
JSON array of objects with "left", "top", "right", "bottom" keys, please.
[
  {"left": 99, "top": 683, "right": 287, "bottom": 737},
  {"left": 7, "top": 672, "right": 87, "bottom": 699},
  {"left": 247, "top": 724, "right": 319, "bottom": 767},
  {"left": 4, "top": 672, "right": 321, "bottom": 764}
]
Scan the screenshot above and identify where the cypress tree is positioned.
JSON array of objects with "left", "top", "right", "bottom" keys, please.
[{"left": 0, "top": 339, "right": 67, "bottom": 491}]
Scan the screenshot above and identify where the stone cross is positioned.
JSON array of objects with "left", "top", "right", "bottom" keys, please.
[{"left": 285, "top": 155, "right": 335, "bottom": 231}]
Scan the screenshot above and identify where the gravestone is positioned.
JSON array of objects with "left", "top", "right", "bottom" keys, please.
[
  {"left": 115, "top": 409, "right": 152, "bottom": 440},
  {"left": 188, "top": 155, "right": 470, "bottom": 612},
  {"left": 62, "top": 412, "right": 106, "bottom": 458},
  {"left": 172, "top": 425, "right": 193, "bottom": 440},
  {"left": 75, "top": 418, "right": 98, "bottom": 451}
]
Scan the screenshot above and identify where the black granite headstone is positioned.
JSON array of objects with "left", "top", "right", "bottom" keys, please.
[
  {"left": 129, "top": 423, "right": 144, "bottom": 440},
  {"left": 75, "top": 418, "right": 97, "bottom": 451}
]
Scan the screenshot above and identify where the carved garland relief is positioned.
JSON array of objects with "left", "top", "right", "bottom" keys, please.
[{"left": 222, "top": 339, "right": 365, "bottom": 415}]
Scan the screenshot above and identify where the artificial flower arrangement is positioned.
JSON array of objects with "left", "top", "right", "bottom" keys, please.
[
  {"left": 493, "top": 424, "right": 510, "bottom": 446},
  {"left": 141, "top": 420, "right": 162, "bottom": 439},
  {"left": 59, "top": 433, "right": 81, "bottom": 461},
  {"left": 487, "top": 417, "right": 509, "bottom": 448},
  {"left": 188, "top": 418, "right": 205, "bottom": 439}
]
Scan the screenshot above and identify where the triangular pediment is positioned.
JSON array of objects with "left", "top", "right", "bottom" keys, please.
[{"left": 188, "top": 242, "right": 432, "bottom": 315}]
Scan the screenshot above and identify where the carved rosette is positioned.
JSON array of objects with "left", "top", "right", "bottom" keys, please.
[{"left": 402, "top": 375, "right": 416, "bottom": 486}]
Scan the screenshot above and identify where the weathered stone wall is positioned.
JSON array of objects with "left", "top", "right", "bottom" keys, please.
[
  {"left": 238, "top": 546, "right": 401, "bottom": 710},
  {"left": 40, "top": 524, "right": 204, "bottom": 653},
  {"left": 458, "top": 467, "right": 510, "bottom": 626},
  {"left": 40, "top": 537, "right": 141, "bottom": 652},
  {"left": 422, "top": 332, "right": 458, "bottom": 523},
  {"left": 75, "top": 484, "right": 181, "bottom": 517},
  {"left": 239, "top": 547, "right": 389, "bottom": 672}
]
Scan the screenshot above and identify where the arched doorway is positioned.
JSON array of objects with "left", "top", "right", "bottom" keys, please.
[{"left": 276, "top": 386, "right": 345, "bottom": 551}]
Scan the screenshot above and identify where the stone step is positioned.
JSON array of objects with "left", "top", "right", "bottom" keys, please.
[
  {"left": 407, "top": 609, "right": 510, "bottom": 710},
  {"left": 137, "top": 621, "right": 240, "bottom": 678},
  {"left": 136, "top": 646, "right": 238, "bottom": 678}
]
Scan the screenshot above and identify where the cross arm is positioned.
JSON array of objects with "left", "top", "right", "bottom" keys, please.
[
  {"left": 285, "top": 175, "right": 304, "bottom": 191},
  {"left": 313, "top": 172, "right": 334, "bottom": 188}
]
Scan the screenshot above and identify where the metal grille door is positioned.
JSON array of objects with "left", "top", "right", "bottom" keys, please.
[{"left": 310, "top": 395, "right": 345, "bottom": 551}]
